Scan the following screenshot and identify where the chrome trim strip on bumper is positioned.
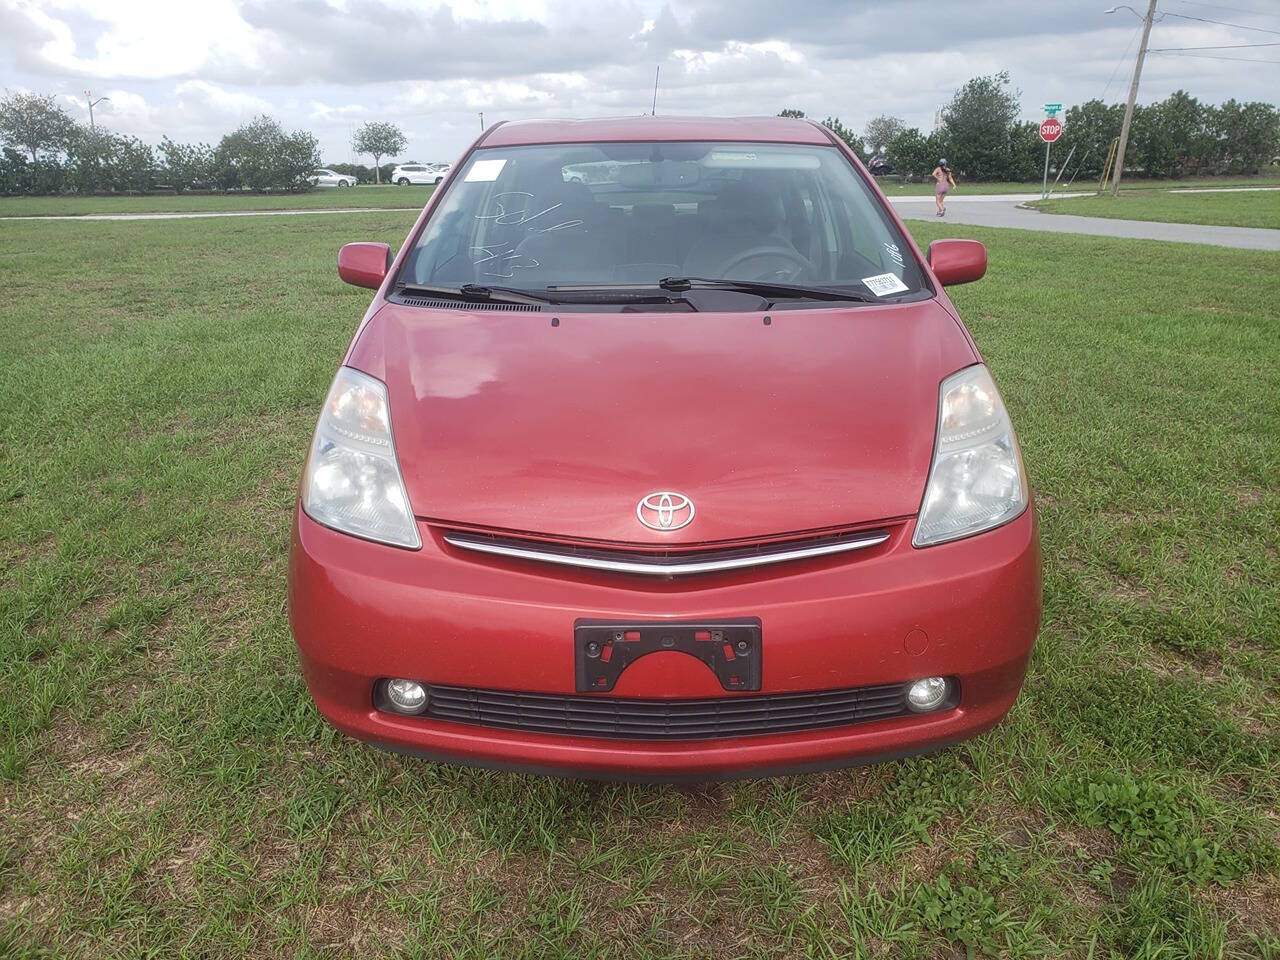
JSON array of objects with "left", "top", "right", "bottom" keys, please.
[{"left": 442, "top": 530, "right": 890, "bottom": 577}]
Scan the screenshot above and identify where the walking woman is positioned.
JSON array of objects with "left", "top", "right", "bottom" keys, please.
[{"left": 932, "top": 158, "right": 955, "bottom": 217}]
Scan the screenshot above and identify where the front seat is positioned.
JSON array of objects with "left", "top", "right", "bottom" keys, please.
[
  {"left": 512, "top": 181, "right": 617, "bottom": 284},
  {"left": 682, "top": 181, "right": 811, "bottom": 281}
]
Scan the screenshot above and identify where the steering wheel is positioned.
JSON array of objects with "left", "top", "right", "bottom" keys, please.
[{"left": 715, "top": 246, "right": 812, "bottom": 283}]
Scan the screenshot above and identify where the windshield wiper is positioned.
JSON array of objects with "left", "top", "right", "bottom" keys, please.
[
  {"left": 658, "top": 276, "right": 884, "bottom": 304},
  {"left": 398, "top": 282, "right": 691, "bottom": 308},
  {"left": 397, "top": 282, "right": 555, "bottom": 305},
  {"left": 538, "top": 284, "right": 695, "bottom": 307}
]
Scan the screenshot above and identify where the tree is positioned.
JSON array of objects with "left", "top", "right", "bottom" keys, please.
[
  {"left": 1010, "top": 121, "right": 1047, "bottom": 182},
  {"left": 864, "top": 115, "right": 906, "bottom": 153},
  {"left": 351, "top": 121, "right": 407, "bottom": 184},
  {"left": 1130, "top": 90, "right": 1209, "bottom": 177},
  {"left": 65, "top": 126, "right": 156, "bottom": 194},
  {"left": 941, "top": 71, "right": 1022, "bottom": 180},
  {"left": 0, "top": 90, "right": 75, "bottom": 163},
  {"left": 887, "top": 127, "right": 948, "bottom": 180},
  {"left": 160, "top": 136, "right": 215, "bottom": 191},
  {"left": 1211, "top": 99, "right": 1280, "bottom": 173},
  {"left": 821, "top": 117, "right": 865, "bottom": 157},
  {"left": 777, "top": 108, "right": 806, "bottom": 119},
  {"left": 213, "top": 115, "right": 319, "bottom": 192},
  {"left": 886, "top": 127, "right": 927, "bottom": 177},
  {"left": 1060, "top": 99, "right": 1125, "bottom": 178}
]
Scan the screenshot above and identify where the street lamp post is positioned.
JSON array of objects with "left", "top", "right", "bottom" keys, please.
[
  {"left": 84, "top": 89, "right": 110, "bottom": 131},
  {"left": 1104, "top": 1, "right": 1158, "bottom": 196}
]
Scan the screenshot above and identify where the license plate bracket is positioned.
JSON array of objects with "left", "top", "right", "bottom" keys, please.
[{"left": 574, "top": 619, "right": 762, "bottom": 692}]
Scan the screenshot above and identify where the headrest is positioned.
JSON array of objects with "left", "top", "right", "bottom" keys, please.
[
  {"left": 631, "top": 203, "right": 676, "bottom": 228},
  {"left": 700, "top": 182, "right": 780, "bottom": 233}
]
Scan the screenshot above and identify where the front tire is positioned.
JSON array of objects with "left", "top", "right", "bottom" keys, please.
[
  {"left": 397, "top": 178, "right": 409, "bottom": 186},
  {"left": 338, "top": 180, "right": 351, "bottom": 188}
]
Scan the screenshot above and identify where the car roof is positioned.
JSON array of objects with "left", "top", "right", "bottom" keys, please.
[{"left": 482, "top": 116, "right": 833, "bottom": 147}]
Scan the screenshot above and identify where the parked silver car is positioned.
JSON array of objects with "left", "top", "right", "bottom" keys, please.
[
  {"left": 391, "top": 163, "right": 450, "bottom": 185},
  {"left": 309, "top": 168, "right": 357, "bottom": 188}
]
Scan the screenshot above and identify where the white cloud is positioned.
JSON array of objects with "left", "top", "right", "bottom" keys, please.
[
  {"left": 0, "top": 0, "right": 1274, "bottom": 164},
  {"left": 175, "top": 80, "right": 272, "bottom": 116},
  {"left": 309, "top": 100, "right": 367, "bottom": 122}
]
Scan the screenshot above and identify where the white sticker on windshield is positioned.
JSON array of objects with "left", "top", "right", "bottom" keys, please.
[
  {"left": 464, "top": 159, "right": 507, "bottom": 182},
  {"left": 861, "top": 272, "right": 909, "bottom": 297}
]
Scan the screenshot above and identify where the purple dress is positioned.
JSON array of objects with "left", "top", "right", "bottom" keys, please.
[{"left": 934, "top": 168, "right": 951, "bottom": 195}]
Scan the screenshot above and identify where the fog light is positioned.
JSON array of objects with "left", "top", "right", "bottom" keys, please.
[
  {"left": 906, "top": 676, "right": 951, "bottom": 712},
  {"left": 384, "top": 678, "right": 428, "bottom": 714}
]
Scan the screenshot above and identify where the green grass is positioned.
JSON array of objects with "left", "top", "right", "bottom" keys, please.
[
  {"left": 881, "top": 172, "right": 1280, "bottom": 198},
  {"left": 9, "top": 174, "right": 1276, "bottom": 214},
  {"left": 1032, "top": 189, "right": 1280, "bottom": 229},
  {"left": 1, "top": 212, "right": 1278, "bottom": 958},
  {"left": 0, "top": 184, "right": 434, "bottom": 217},
  {"left": 879, "top": 180, "right": 1077, "bottom": 197}
]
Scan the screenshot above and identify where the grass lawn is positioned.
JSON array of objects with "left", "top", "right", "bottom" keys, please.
[
  {"left": 878, "top": 180, "right": 1077, "bottom": 197},
  {"left": 1032, "top": 189, "right": 1280, "bottom": 230},
  {"left": 880, "top": 172, "right": 1280, "bottom": 198},
  {"left": 1, "top": 212, "right": 1278, "bottom": 958},
  {"left": 0, "top": 184, "right": 434, "bottom": 217}
]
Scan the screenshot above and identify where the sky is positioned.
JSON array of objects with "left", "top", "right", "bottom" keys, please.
[{"left": 2, "top": 0, "right": 1277, "bottom": 165}]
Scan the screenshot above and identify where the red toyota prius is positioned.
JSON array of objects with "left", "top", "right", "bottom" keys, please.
[{"left": 288, "top": 116, "right": 1040, "bottom": 780}]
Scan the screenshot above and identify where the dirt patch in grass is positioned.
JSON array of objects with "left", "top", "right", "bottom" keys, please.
[
  {"left": 1206, "top": 877, "right": 1280, "bottom": 948},
  {"left": 1110, "top": 578, "right": 1155, "bottom": 604},
  {"left": 1232, "top": 485, "right": 1265, "bottom": 508}
]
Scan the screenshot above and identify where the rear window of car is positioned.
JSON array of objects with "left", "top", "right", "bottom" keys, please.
[{"left": 398, "top": 140, "right": 925, "bottom": 302}]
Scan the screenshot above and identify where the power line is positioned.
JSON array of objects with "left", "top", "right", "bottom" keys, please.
[
  {"left": 1102, "top": 21, "right": 1144, "bottom": 101},
  {"left": 1169, "top": 0, "right": 1280, "bottom": 19},
  {"left": 1148, "top": 41, "right": 1280, "bottom": 49},
  {"left": 1157, "top": 11, "right": 1280, "bottom": 34},
  {"left": 1149, "top": 50, "right": 1280, "bottom": 61}
]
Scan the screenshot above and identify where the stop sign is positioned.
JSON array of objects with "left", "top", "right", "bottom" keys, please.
[{"left": 1040, "top": 118, "right": 1063, "bottom": 143}]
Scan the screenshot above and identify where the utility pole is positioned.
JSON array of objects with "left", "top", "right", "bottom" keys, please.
[
  {"left": 1109, "top": 0, "right": 1157, "bottom": 196},
  {"left": 84, "top": 89, "right": 109, "bottom": 132},
  {"left": 652, "top": 65, "right": 660, "bottom": 115},
  {"left": 479, "top": 112, "right": 484, "bottom": 131}
]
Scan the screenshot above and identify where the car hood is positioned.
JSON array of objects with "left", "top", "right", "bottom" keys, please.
[{"left": 349, "top": 299, "right": 976, "bottom": 544}]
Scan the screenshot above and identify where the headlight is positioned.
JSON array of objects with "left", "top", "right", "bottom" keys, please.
[
  {"left": 302, "top": 366, "right": 421, "bottom": 549},
  {"left": 913, "top": 364, "right": 1027, "bottom": 547}
]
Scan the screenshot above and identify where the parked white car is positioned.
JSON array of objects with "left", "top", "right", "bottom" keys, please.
[
  {"left": 309, "top": 169, "right": 357, "bottom": 188},
  {"left": 391, "top": 163, "right": 451, "bottom": 185}
]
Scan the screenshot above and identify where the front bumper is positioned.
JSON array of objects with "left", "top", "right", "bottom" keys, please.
[{"left": 288, "top": 509, "right": 1040, "bottom": 780}]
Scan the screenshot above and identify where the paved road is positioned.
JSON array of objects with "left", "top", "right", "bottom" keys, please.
[{"left": 889, "top": 196, "right": 1280, "bottom": 251}]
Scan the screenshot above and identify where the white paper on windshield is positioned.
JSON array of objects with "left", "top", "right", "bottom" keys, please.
[
  {"left": 861, "top": 272, "right": 910, "bottom": 296},
  {"left": 464, "top": 159, "right": 507, "bottom": 182}
]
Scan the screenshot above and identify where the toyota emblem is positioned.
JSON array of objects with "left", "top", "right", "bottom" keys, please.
[{"left": 636, "top": 492, "right": 695, "bottom": 531}]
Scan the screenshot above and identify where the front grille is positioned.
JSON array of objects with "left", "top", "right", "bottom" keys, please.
[
  {"left": 442, "top": 528, "right": 891, "bottom": 577},
  {"left": 419, "top": 683, "right": 911, "bottom": 740}
]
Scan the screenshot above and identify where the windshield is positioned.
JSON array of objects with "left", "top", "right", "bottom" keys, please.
[{"left": 397, "top": 141, "right": 925, "bottom": 303}]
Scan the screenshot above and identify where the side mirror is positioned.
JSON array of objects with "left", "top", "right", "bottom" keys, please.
[
  {"left": 927, "top": 239, "right": 987, "bottom": 286},
  {"left": 338, "top": 242, "right": 393, "bottom": 290}
]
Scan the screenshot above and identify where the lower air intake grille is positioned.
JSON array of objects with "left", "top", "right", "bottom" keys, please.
[{"left": 419, "top": 683, "right": 911, "bottom": 740}]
